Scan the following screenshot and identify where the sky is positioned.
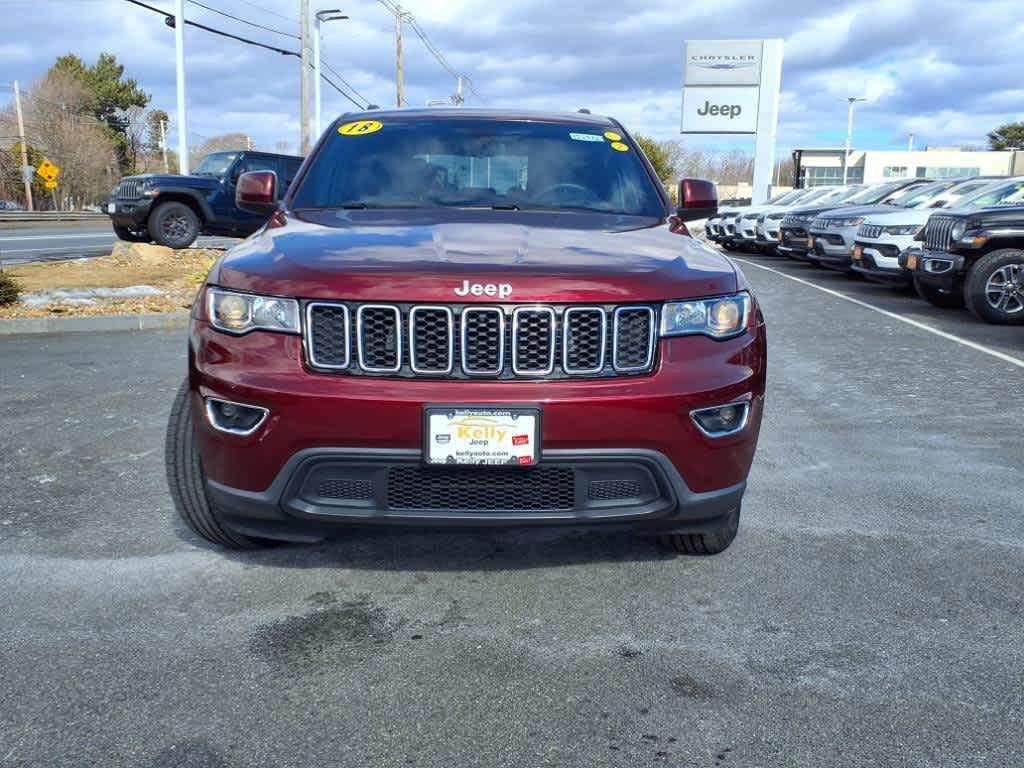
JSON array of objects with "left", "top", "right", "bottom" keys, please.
[{"left": 1, "top": 0, "right": 1021, "bottom": 160}]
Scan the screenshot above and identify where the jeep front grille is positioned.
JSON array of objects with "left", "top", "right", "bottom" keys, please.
[
  {"left": 115, "top": 179, "right": 143, "bottom": 200},
  {"left": 858, "top": 224, "right": 883, "bottom": 239},
  {"left": 305, "top": 302, "right": 657, "bottom": 379},
  {"left": 923, "top": 215, "right": 957, "bottom": 251}
]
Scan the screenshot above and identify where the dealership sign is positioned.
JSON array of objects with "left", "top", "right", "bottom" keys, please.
[{"left": 681, "top": 39, "right": 784, "bottom": 203}]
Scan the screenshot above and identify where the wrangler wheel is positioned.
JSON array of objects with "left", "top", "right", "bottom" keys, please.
[
  {"left": 149, "top": 201, "right": 200, "bottom": 249},
  {"left": 964, "top": 249, "right": 1024, "bottom": 325}
]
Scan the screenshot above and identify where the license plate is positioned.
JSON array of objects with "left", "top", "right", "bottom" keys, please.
[
  {"left": 424, "top": 406, "right": 540, "bottom": 466},
  {"left": 107, "top": 202, "right": 116, "bottom": 214},
  {"left": 807, "top": 237, "right": 815, "bottom": 249}
]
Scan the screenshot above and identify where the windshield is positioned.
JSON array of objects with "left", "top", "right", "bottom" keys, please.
[
  {"left": 895, "top": 181, "right": 955, "bottom": 208},
  {"left": 292, "top": 118, "right": 665, "bottom": 216},
  {"left": 953, "top": 179, "right": 1024, "bottom": 209},
  {"left": 828, "top": 185, "right": 869, "bottom": 203},
  {"left": 768, "top": 189, "right": 803, "bottom": 205},
  {"left": 192, "top": 152, "right": 238, "bottom": 177}
]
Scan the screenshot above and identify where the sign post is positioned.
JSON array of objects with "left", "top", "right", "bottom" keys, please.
[{"left": 681, "top": 39, "right": 783, "bottom": 204}]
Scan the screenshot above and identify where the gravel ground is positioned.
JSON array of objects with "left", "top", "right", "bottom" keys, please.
[{"left": 1, "top": 257, "right": 1021, "bottom": 768}]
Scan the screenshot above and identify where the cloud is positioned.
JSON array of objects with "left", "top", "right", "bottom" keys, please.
[{"left": 0, "top": 0, "right": 1020, "bottom": 159}]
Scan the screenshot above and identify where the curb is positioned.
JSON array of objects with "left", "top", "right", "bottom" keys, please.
[{"left": 0, "top": 312, "right": 189, "bottom": 336}]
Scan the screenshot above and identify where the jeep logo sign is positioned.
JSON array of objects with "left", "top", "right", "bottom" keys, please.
[
  {"left": 454, "top": 280, "right": 513, "bottom": 299},
  {"left": 681, "top": 85, "right": 760, "bottom": 134}
]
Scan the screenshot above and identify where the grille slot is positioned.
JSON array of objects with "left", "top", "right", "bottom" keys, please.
[
  {"left": 512, "top": 307, "right": 556, "bottom": 375},
  {"left": 563, "top": 307, "right": 606, "bottom": 374},
  {"left": 307, "top": 303, "right": 350, "bottom": 368},
  {"left": 306, "top": 302, "right": 657, "bottom": 379},
  {"left": 613, "top": 307, "right": 655, "bottom": 371},
  {"left": 357, "top": 305, "right": 401, "bottom": 372},
  {"left": 409, "top": 306, "right": 454, "bottom": 374},
  {"left": 386, "top": 466, "right": 576, "bottom": 511},
  {"left": 317, "top": 478, "right": 373, "bottom": 500},
  {"left": 461, "top": 308, "right": 505, "bottom": 375}
]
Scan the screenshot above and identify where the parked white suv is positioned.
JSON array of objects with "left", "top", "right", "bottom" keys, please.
[{"left": 852, "top": 177, "right": 1024, "bottom": 282}]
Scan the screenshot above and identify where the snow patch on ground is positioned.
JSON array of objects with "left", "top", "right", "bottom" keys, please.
[{"left": 21, "top": 285, "right": 166, "bottom": 306}]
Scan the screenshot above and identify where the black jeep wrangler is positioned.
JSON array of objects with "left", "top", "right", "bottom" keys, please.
[
  {"left": 906, "top": 203, "right": 1024, "bottom": 324},
  {"left": 106, "top": 151, "right": 303, "bottom": 248}
]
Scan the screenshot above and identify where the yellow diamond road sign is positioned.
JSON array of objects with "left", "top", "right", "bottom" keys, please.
[{"left": 37, "top": 159, "right": 61, "bottom": 182}]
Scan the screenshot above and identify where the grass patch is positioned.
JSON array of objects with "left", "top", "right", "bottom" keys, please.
[{"left": 0, "top": 272, "right": 20, "bottom": 306}]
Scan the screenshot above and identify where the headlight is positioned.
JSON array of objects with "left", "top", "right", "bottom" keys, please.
[
  {"left": 767, "top": 213, "right": 786, "bottom": 220},
  {"left": 208, "top": 288, "right": 300, "bottom": 335},
  {"left": 661, "top": 293, "right": 751, "bottom": 340},
  {"left": 950, "top": 221, "right": 967, "bottom": 241},
  {"left": 829, "top": 217, "right": 864, "bottom": 227},
  {"left": 884, "top": 224, "right": 922, "bottom": 235}
]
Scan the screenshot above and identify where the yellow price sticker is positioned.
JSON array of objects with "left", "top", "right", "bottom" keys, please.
[
  {"left": 338, "top": 120, "right": 383, "bottom": 136},
  {"left": 609, "top": 141, "right": 629, "bottom": 152},
  {"left": 603, "top": 131, "right": 622, "bottom": 142}
]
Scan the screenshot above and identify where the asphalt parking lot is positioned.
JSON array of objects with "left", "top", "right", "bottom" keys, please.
[{"left": 1, "top": 259, "right": 1022, "bottom": 768}]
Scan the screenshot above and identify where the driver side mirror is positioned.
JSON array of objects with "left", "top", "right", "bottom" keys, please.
[
  {"left": 236, "top": 170, "right": 279, "bottom": 215},
  {"left": 676, "top": 178, "right": 718, "bottom": 221}
]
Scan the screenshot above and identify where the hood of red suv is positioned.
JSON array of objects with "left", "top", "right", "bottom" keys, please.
[{"left": 212, "top": 210, "right": 739, "bottom": 303}]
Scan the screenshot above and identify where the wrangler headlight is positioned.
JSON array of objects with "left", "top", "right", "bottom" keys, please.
[
  {"left": 208, "top": 288, "right": 300, "bottom": 335},
  {"left": 950, "top": 221, "right": 967, "bottom": 241},
  {"left": 661, "top": 292, "right": 751, "bottom": 340}
]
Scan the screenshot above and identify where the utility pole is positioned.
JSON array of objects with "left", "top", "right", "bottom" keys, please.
[
  {"left": 395, "top": 5, "right": 404, "bottom": 108},
  {"left": 174, "top": 0, "right": 189, "bottom": 175},
  {"left": 314, "top": 10, "right": 348, "bottom": 137},
  {"left": 159, "top": 119, "right": 170, "bottom": 173},
  {"left": 452, "top": 75, "right": 464, "bottom": 106},
  {"left": 908, "top": 133, "right": 915, "bottom": 152},
  {"left": 842, "top": 96, "right": 866, "bottom": 185},
  {"left": 300, "top": 0, "right": 311, "bottom": 153},
  {"left": 13, "top": 80, "right": 33, "bottom": 211}
]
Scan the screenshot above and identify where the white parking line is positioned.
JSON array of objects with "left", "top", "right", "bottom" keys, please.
[{"left": 732, "top": 257, "right": 1024, "bottom": 370}]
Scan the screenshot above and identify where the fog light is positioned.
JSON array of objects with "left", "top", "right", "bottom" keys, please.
[
  {"left": 205, "top": 398, "right": 268, "bottom": 435},
  {"left": 690, "top": 402, "right": 749, "bottom": 437}
]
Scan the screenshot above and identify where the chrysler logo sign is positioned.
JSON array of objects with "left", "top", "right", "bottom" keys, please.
[
  {"left": 683, "top": 41, "right": 763, "bottom": 85},
  {"left": 691, "top": 58, "right": 757, "bottom": 71}
]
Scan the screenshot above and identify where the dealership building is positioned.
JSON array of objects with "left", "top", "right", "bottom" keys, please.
[{"left": 792, "top": 147, "right": 1024, "bottom": 187}]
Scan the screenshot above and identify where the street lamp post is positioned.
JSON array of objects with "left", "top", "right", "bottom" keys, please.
[
  {"left": 843, "top": 96, "right": 866, "bottom": 185},
  {"left": 314, "top": 9, "right": 349, "bottom": 139}
]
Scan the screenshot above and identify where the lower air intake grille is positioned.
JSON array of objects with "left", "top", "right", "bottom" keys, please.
[
  {"left": 386, "top": 466, "right": 576, "bottom": 511},
  {"left": 317, "top": 478, "right": 374, "bottom": 501},
  {"left": 588, "top": 479, "right": 643, "bottom": 501}
]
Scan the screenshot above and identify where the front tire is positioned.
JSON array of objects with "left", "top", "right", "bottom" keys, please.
[
  {"left": 112, "top": 224, "right": 150, "bottom": 243},
  {"left": 963, "top": 249, "right": 1024, "bottom": 325},
  {"left": 914, "top": 275, "right": 964, "bottom": 308},
  {"left": 658, "top": 505, "right": 740, "bottom": 555},
  {"left": 149, "top": 201, "right": 200, "bottom": 249},
  {"left": 165, "top": 380, "right": 271, "bottom": 549}
]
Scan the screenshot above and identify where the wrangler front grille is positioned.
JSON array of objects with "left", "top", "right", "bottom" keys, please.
[
  {"left": 922, "top": 215, "right": 957, "bottom": 251},
  {"left": 305, "top": 302, "right": 657, "bottom": 379},
  {"left": 115, "top": 179, "right": 142, "bottom": 200}
]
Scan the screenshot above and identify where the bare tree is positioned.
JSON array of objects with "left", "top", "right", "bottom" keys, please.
[{"left": 189, "top": 132, "right": 251, "bottom": 168}]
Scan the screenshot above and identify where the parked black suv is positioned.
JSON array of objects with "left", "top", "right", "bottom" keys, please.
[
  {"left": 106, "top": 151, "right": 303, "bottom": 248},
  {"left": 907, "top": 203, "right": 1024, "bottom": 323}
]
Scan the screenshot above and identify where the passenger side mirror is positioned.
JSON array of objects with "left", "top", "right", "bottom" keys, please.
[
  {"left": 236, "top": 170, "right": 279, "bottom": 215},
  {"left": 676, "top": 178, "right": 718, "bottom": 221}
]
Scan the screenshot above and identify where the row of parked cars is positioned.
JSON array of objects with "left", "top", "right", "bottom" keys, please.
[{"left": 705, "top": 177, "right": 1024, "bottom": 325}]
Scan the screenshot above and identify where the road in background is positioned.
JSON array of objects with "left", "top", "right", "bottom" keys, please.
[
  {"left": 1, "top": 263, "right": 1022, "bottom": 767},
  {"left": 0, "top": 225, "right": 239, "bottom": 264}
]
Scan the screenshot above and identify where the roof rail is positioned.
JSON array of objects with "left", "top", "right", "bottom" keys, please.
[
  {"left": 577, "top": 108, "right": 591, "bottom": 114},
  {"left": 365, "top": 104, "right": 380, "bottom": 110}
]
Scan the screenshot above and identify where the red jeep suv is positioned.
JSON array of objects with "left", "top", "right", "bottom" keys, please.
[{"left": 166, "top": 109, "right": 766, "bottom": 555}]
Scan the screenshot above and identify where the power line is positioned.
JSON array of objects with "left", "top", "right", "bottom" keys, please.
[
  {"left": 223, "top": 0, "right": 297, "bottom": 24},
  {"left": 321, "top": 60, "right": 370, "bottom": 108},
  {"left": 186, "top": 0, "right": 299, "bottom": 40},
  {"left": 120, "top": 0, "right": 368, "bottom": 108}
]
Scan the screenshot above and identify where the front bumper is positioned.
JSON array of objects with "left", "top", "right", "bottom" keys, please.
[
  {"left": 808, "top": 228, "right": 855, "bottom": 268},
  {"left": 778, "top": 228, "right": 810, "bottom": 258},
  {"left": 851, "top": 239, "right": 911, "bottom": 283},
  {"left": 189, "top": 315, "right": 766, "bottom": 535},
  {"left": 910, "top": 250, "right": 967, "bottom": 292},
  {"left": 106, "top": 197, "right": 153, "bottom": 229}
]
